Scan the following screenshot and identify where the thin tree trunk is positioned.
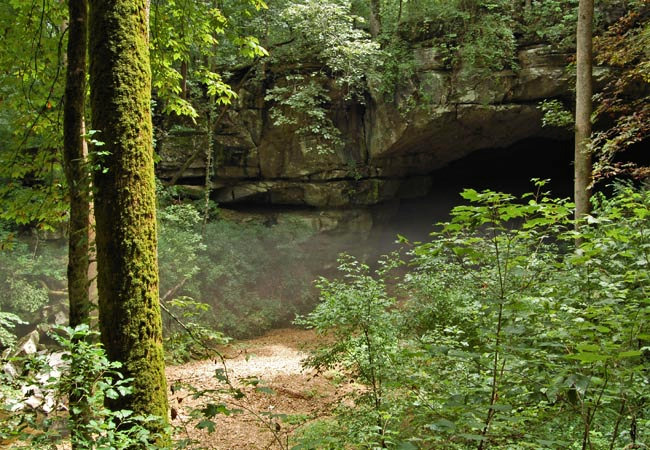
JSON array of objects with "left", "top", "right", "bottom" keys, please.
[
  {"left": 89, "top": 0, "right": 169, "bottom": 442},
  {"left": 63, "top": 0, "right": 92, "bottom": 445},
  {"left": 64, "top": 0, "right": 91, "bottom": 329},
  {"left": 369, "top": 0, "right": 381, "bottom": 38},
  {"left": 165, "top": 63, "right": 257, "bottom": 187},
  {"left": 574, "top": 0, "right": 594, "bottom": 225}
]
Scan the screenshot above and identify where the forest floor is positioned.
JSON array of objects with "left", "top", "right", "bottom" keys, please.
[{"left": 166, "top": 328, "right": 355, "bottom": 449}]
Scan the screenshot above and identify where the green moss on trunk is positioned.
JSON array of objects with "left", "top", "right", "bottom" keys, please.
[
  {"left": 64, "top": 0, "right": 91, "bottom": 329},
  {"left": 89, "top": 0, "right": 169, "bottom": 441},
  {"left": 64, "top": 0, "right": 93, "bottom": 444}
]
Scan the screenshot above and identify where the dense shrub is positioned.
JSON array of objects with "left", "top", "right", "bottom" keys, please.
[
  {"left": 0, "top": 326, "right": 163, "bottom": 448},
  {"left": 194, "top": 218, "right": 315, "bottom": 338},
  {"left": 0, "top": 225, "right": 66, "bottom": 347},
  {"left": 157, "top": 202, "right": 317, "bottom": 347},
  {"left": 295, "top": 182, "right": 650, "bottom": 449}
]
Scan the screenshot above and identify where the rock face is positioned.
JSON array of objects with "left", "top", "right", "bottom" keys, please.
[{"left": 157, "top": 44, "right": 571, "bottom": 232}]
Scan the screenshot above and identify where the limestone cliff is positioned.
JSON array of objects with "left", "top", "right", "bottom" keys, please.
[{"left": 157, "top": 44, "right": 574, "bottom": 232}]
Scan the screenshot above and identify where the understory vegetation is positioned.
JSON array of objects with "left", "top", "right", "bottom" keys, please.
[
  {"left": 0, "top": 193, "right": 318, "bottom": 360},
  {"left": 293, "top": 181, "right": 650, "bottom": 449},
  {"left": 1, "top": 0, "right": 649, "bottom": 446},
  {"left": 0, "top": 326, "right": 164, "bottom": 448},
  {"left": 0, "top": 227, "right": 67, "bottom": 347},
  {"left": 156, "top": 192, "right": 318, "bottom": 359},
  {"left": 1, "top": 183, "right": 648, "bottom": 447}
]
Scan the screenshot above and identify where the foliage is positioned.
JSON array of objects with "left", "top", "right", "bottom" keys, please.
[
  {"left": 0, "top": 0, "right": 68, "bottom": 229},
  {"left": 0, "top": 312, "right": 26, "bottom": 348},
  {"left": 401, "top": 0, "right": 517, "bottom": 71},
  {"left": 150, "top": 0, "right": 268, "bottom": 119},
  {"left": 456, "top": 0, "right": 518, "bottom": 74},
  {"left": 376, "top": 0, "right": 519, "bottom": 110},
  {"left": 539, "top": 99, "right": 574, "bottom": 129},
  {"left": 295, "top": 254, "right": 410, "bottom": 448},
  {"left": 259, "top": 0, "right": 380, "bottom": 153},
  {"left": 593, "top": 3, "right": 650, "bottom": 180},
  {"left": 194, "top": 218, "right": 315, "bottom": 338},
  {"left": 0, "top": 0, "right": 267, "bottom": 231},
  {"left": 0, "top": 225, "right": 67, "bottom": 346},
  {"left": 263, "top": 0, "right": 380, "bottom": 95},
  {"left": 156, "top": 199, "right": 317, "bottom": 341},
  {"left": 521, "top": 0, "right": 624, "bottom": 50},
  {"left": 523, "top": 0, "right": 580, "bottom": 49},
  {"left": 158, "top": 203, "right": 205, "bottom": 293},
  {"left": 265, "top": 75, "right": 344, "bottom": 154},
  {"left": 0, "top": 325, "right": 166, "bottom": 448},
  {"left": 162, "top": 296, "right": 230, "bottom": 364},
  {"left": 294, "top": 182, "right": 650, "bottom": 449}
]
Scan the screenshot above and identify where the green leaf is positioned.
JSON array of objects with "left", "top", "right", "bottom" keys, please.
[
  {"left": 196, "top": 419, "right": 216, "bottom": 433},
  {"left": 396, "top": 442, "right": 418, "bottom": 450},
  {"left": 460, "top": 189, "right": 479, "bottom": 201},
  {"left": 566, "top": 353, "right": 609, "bottom": 362},
  {"left": 201, "top": 403, "right": 233, "bottom": 418},
  {"left": 214, "top": 368, "right": 228, "bottom": 382},
  {"left": 105, "top": 388, "right": 119, "bottom": 399},
  {"left": 460, "top": 433, "right": 487, "bottom": 441},
  {"left": 489, "top": 403, "right": 513, "bottom": 411},
  {"left": 256, "top": 386, "right": 275, "bottom": 395},
  {"left": 427, "top": 418, "right": 456, "bottom": 431},
  {"left": 576, "top": 343, "right": 600, "bottom": 352}
]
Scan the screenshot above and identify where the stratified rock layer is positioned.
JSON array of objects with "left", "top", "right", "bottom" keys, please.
[{"left": 157, "top": 44, "right": 572, "bottom": 232}]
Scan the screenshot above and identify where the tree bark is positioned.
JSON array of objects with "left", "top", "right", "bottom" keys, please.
[
  {"left": 369, "top": 0, "right": 381, "bottom": 38},
  {"left": 89, "top": 0, "right": 169, "bottom": 441},
  {"left": 574, "top": 0, "right": 594, "bottom": 224},
  {"left": 64, "top": 0, "right": 91, "bottom": 329},
  {"left": 63, "top": 1, "right": 93, "bottom": 445}
]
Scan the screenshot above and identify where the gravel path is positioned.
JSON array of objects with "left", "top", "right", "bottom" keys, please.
[{"left": 166, "top": 328, "right": 340, "bottom": 449}]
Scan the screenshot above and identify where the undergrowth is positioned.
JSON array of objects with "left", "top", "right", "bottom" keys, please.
[{"left": 293, "top": 181, "right": 650, "bottom": 449}]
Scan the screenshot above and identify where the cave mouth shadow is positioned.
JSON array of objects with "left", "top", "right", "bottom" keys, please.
[{"left": 371, "top": 137, "right": 575, "bottom": 247}]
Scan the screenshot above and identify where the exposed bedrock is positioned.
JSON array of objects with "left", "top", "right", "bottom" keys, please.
[{"left": 157, "top": 44, "right": 576, "bottom": 232}]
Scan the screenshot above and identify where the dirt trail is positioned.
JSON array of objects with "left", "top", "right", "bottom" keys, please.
[{"left": 166, "top": 328, "right": 342, "bottom": 449}]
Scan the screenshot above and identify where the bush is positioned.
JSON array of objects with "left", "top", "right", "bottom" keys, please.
[
  {"left": 294, "top": 182, "right": 650, "bottom": 449},
  {"left": 0, "top": 224, "right": 66, "bottom": 348},
  {"left": 0, "top": 325, "right": 165, "bottom": 448},
  {"left": 194, "top": 218, "right": 315, "bottom": 338},
  {"left": 156, "top": 200, "right": 317, "bottom": 344}
]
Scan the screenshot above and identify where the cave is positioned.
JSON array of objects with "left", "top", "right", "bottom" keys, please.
[{"left": 371, "top": 137, "right": 575, "bottom": 244}]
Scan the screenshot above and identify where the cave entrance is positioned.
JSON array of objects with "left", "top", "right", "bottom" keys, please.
[{"left": 374, "top": 137, "right": 575, "bottom": 244}]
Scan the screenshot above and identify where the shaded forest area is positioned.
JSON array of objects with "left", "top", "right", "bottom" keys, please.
[{"left": 1, "top": 0, "right": 649, "bottom": 448}]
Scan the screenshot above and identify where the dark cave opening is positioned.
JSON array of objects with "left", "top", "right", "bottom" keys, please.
[{"left": 372, "top": 137, "right": 575, "bottom": 245}]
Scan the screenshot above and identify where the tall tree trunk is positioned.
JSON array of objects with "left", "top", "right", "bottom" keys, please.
[
  {"left": 63, "top": 0, "right": 92, "bottom": 445},
  {"left": 64, "top": 0, "right": 91, "bottom": 329},
  {"left": 369, "top": 0, "right": 381, "bottom": 38},
  {"left": 89, "top": 0, "right": 169, "bottom": 441},
  {"left": 574, "top": 0, "right": 594, "bottom": 225}
]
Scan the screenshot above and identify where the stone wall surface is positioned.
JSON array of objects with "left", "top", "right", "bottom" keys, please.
[{"left": 157, "top": 44, "right": 573, "bottom": 232}]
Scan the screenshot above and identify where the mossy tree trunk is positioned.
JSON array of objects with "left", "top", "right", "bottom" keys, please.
[
  {"left": 88, "top": 0, "right": 169, "bottom": 440},
  {"left": 574, "top": 0, "right": 594, "bottom": 225},
  {"left": 64, "top": 0, "right": 91, "bottom": 328},
  {"left": 63, "top": 0, "right": 92, "bottom": 445}
]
